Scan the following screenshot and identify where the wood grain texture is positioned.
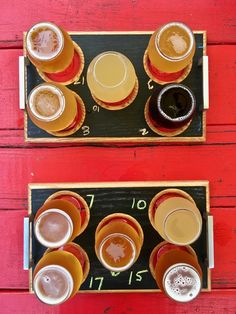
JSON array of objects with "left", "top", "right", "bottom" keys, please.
[
  {"left": 0, "top": 1, "right": 236, "bottom": 310},
  {"left": 0, "top": 210, "right": 28, "bottom": 288},
  {"left": 0, "top": 143, "right": 235, "bottom": 210},
  {"left": 0, "top": 124, "right": 236, "bottom": 147},
  {"left": 0, "top": 0, "right": 236, "bottom": 47},
  {"left": 1, "top": 290, "right": 236, "bottom": 314}
]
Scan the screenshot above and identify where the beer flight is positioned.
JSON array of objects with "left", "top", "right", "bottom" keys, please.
[
  {"left": 26, "top": 21, "right": 197, "bottom": 137},
  {"left": 25, "top": 21, "right": 205, "bottom": 304},
  {"left": 32, "top": 188, "right": 203, "bottom": 304}
]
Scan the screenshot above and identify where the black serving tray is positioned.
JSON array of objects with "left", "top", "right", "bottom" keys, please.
[
  {"left": 25, "top": 181, "right": 213, "bottom": 293},
  {"left": 23, "top": 31, "right": 208, "bottom": 143}
]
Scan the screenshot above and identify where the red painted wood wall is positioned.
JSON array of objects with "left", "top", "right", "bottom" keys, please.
[{"left": 0, "top": 0, "right": 236, "bottom": 313}]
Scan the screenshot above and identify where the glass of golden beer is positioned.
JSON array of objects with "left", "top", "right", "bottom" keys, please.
[
  {"left": 26, "top": 22, "right": 84, "bottom": 84},
  {"left": 149, "top": 189, "right": 202, "bottom": 245},
  {"left": 87, "top": 51, "right": 138, "bottom": 110},
  {"left": 95, "top": 213, "right": 144, "bottom": 271},
  {"left": 149, "top": 242, "right": 202, "bottom": 302},
  {"left": 27, "top": 82, "right": 85, "bottom": 136},
  {"left": 33, "top": 243, "right": 89, "bottom": 305},
  {"left": 34, "top": 191, "right": 90, "bottom": 248},
  {"left": 145, "top": 22, "right": 195, "bottom": 83},
  {"left": 145, "top": 84, "right": 196, "bottom": 136}
]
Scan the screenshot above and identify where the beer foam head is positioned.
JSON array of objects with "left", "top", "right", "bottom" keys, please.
[
  {"left": 34, "top": 208, "right": 73, "bottom": 248},
  {"left": 33, "top": 265, "right": 73, "bottom": 305},
  {"left": 163, "top": 263, "right": 201, "bottom": 302},
  {"left": 26, "top": 22, "right": 63, "bottom": 61},
  {"left": 156, "top": 22, "right": 194, "bottom": 60},
  {"left": 99, "top": 233, "right": 136, "bottom": 272},
  {"left": 28, "top": 84, "right": 65, "bottom": 121}
]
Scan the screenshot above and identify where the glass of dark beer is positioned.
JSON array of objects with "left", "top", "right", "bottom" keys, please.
[{"left": 146, "top": 84, "right": 196, "bottom": 135}]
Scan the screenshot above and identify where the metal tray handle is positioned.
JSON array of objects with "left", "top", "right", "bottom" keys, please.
[
  {"left": 23, "top": 217, "right": 30, "bottom": 270},
  {"left": 19, "top": 56, "right": 26, "bottom": 110},
  {"left": 207, "top": 215, "right": 214, "bottom": 269},
  {"left": 203, "top": 55, "right": 209, "bottom": 110}
]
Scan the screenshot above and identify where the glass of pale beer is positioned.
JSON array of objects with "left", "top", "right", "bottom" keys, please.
[
  {"left": 146, "top": 84, "right": 196, "bottom": 130},
  {"left": 87, "top": 51, "right": 138, "bottom": 109},
  {"left": 27, "top": 82, "right": 85, "bottom": 135},
  {"left": 33, "top": 243, "right": 89, "bottom": 305},
  {"left": 34, "top": 192, "right": 89, "bottom": 248},
  {"left": 146, "top": 22, "right": 195, "bottom": 81},
  {"left": 26, "top": 22, "right": 84, "bottom": 83},
  {"left": 149, "top": 189, "right": 202, "bottom": 245},
  {"left": 149, "top": 242, "right": 202, "bottom": 302},
  {"left": 95, "top": 213, "right": 144, "bottom": 271}
]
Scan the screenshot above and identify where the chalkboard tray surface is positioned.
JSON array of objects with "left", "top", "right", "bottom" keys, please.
[
  {"left": 23, "top": 31, "right": 207, "bottom": 144},
  {"left": 27, "top": 181, "right": 212, "bottom": 293}
]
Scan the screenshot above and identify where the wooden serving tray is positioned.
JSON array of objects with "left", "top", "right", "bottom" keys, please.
[
  {"left": 24, "top": 181, "right": 214, "bottom": 293},
  {"left": 21, "top": 31, "right": 208, "bottom": 144}
]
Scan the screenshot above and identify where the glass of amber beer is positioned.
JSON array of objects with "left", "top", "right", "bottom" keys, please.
[
  {"left": 34, "top": 191, "right": 90, "bottom": 248},
  {"left": 87, "top": 51, "right": 138, "bottom": 110},
  {"left": 33, "top": 243, "right": 89, "bottom": 305},
  {"left": 27, "top": 82, "right": 85, "bottom": 136},
  {"left": 95, "top": 213, "right": 144, "bottom": 271},
  {"left": 145, "top": 83, "right": 196, "bottom": 136},
  {"left": 149, "top": 242, "right": 202, "bottom": 302},
  {"left": 26, "top": 22, "right": 84, "bottom": 84},
  {"left": 149, "top": 189, "right": 202, "bottom": 245},
  {"left": 145, "top": 22, "right": 195, "bottom": 83}
]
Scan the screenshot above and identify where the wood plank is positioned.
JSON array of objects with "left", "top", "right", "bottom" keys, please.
[
  {"left": 0, "top": 142, "right": 235, "bottom": 210},
  {"left": 0, "top": 291, "right": 236, "bottom": 314},
  {"left": 0, "top": 46, "right": 236, "bottom": 132},
  {"left": 207, "top": 46, "right": 236, "bottom": 125},
  {"left": 0, "top": 206, "right": 235, "bottom": 289},
  {"left": 212, "top": 208, "right": 236, "bottom": 288},
  {"left": 1, "top": 0, "right": 236, "bottom": 47},
  {"left": 0, "top": 50, "right": 23, "bottom": 130},
  {"left": 0, "top": 124, "right": 236, "bottom": 147},
  {"left": 0, "top": 210, "right": 28, "bottom": 288}
]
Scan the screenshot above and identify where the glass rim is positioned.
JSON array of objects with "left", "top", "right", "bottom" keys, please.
[
  {"left": 98, "top": 232, "right": 136, "bottom": 272},
  {"left": 34, "top": 208, "right": 73, "bottom": 248},
  {"left": 33, "top": 264, "right": 73, "bottom": 305},
  {"left": 26, "top": 21, "right": 64, "bottom": 61},
  {"left": 163, "top": 208, "right": 202, "bottom": 245},
  {"left": 89, "top": 51, "right": 131, "bottom": 89},
  {"left": 28, "top": 83, "right": 65, "bottom": 122},
  {"left": 163, "top": 262, "right": 201, "bottom": 302},
  {"left": 155, "top": 22, "right": 195, "bottom": 62},
  {"left": 157, "top": 84, "right": 196, "bottom": 122}
]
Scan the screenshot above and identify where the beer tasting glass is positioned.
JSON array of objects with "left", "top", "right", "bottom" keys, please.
[
  {"left": 34, "top": 191, "right": 90, "bottom": 248},
  {"left": 149, "top": 242, "right": 202, "bottom": 302},
  {"left": 87, "top": 51, "right": 138, "bottom": 109},
  {"left": 149, "top": 189, "right": 202, "bottom": 245},
  {"left": 95, "top": 213, "right": 144, "bottom": 271},
  {"left": 27, "top": 82, "right": 85, "bottom": 136},
  {"left": 145, "top": 84, "right": 196, "bottom": 135},
  {"left": 26, "top": 22, "right": 84, "bottom": 84},
  {"left": 145, "top": 22, "right": 195, "bottom": 82},
  {"left": 33, "top": 243, "right": 89, "bottom": 305}
]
